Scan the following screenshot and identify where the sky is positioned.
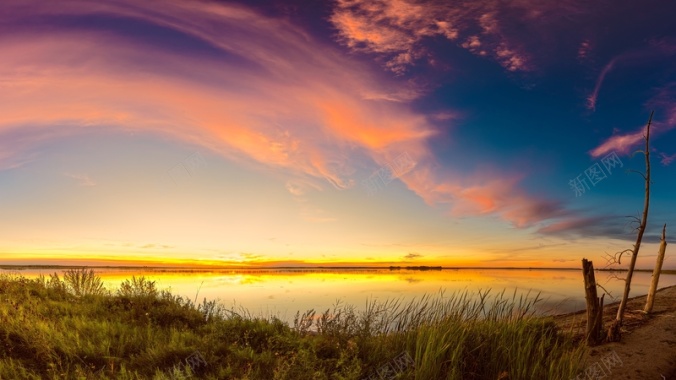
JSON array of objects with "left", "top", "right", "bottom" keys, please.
[{"left": 1, "top": 0, "right": 675, "bottom": 269}]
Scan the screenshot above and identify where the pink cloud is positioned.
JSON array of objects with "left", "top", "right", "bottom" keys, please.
[
  {"left": 586, "top": 57, "right": 618, "bottom": 111},
  {"left": 0, "top": 2, "right": 432, "bottom": 188},
  {"left": 589, "top": 128, "right": 645, "bottom": 158},
  {"left": 587, "top": 45, "right": 676, "bottom": 111},
  {"left": 660, "top": 152, "right": 676, "bottom": 166},
  {"left": 462, "top": 36, "right": 482, "bottom": 50},
  {"left": 495, "top": 44, "right": 529, "bottom": 72},
  {"left": 578, "top": 39, "right": 592, "bottom": 60},
  {"left": 479, "top": 12, "right": 499, "bottom": 34},
  {"left": 329, "top": 0, "right": 448, "bottom": 73},
  {"left": 329, "top": 0, "right": 593, "bottom": 74},
  {"left": 590, "top": 95, "right": 676, "bottom": 158},
  {"left": 329, "top": 7, "right": 416, "bottom": 55},
  {"left": 0, "top": 0, "right": 567, "bottom": 228},
  {"left": 589, "top": 118, "right": 675, "bottom": 159},
  {"left": 401, "top": 166, "right": 568, "bottom": 227}
]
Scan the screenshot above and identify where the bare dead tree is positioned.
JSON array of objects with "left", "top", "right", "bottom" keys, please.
[
  {"left": 644, "top": 224, "right": 667, "bottom": 313},
  {"left": 606, "top": 111, "right": 653, "bottom": 342}
]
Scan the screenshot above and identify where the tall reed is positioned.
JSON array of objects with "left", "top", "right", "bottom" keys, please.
[{"left": 0, "top": 273, "right": 585, "bottom": 379}]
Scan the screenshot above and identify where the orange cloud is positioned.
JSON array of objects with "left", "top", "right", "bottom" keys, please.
[
  {"left": 0, "top": 0, "right": 566, "bottom": 229},
  {"left": 402, "top": 166, "right": 567, "bottom": 227},
  {"left": 0, "top": 3, "right": 430, "bottom": 189},
  {"left": 329, "top": 0, "right": 539, "bottom": 73}
]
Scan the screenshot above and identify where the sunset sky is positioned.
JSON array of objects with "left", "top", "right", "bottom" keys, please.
[{"left": 1, "top": 0, "right": 675, "bottom": 269}]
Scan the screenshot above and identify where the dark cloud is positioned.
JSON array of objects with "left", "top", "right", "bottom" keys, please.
[
  {"left": 404, "top": 252, "right": 422, "bottom": 260},
  {"left": 538, "top": 215, "right": 671, "bottom": 244}
]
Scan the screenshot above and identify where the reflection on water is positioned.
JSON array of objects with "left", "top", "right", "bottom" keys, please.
[{"left": 3, "top": 268, "right": 675, "bottom": 324}]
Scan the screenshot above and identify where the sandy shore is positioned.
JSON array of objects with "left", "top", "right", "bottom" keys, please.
[{"left": 553, "top": 285, "right": 676, "bottom": 380}]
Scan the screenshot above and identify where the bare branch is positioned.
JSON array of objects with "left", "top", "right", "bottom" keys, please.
[
  {"left": 596, "top": 282, "right": 614, "bottom": 300},
  {"left": 626, "top": 169, "right": 647, "bottom": 180},
  {"left": 616, "top": 249, "right": 633, "bottom": 265},
  {"left": 602, "top": 251, "right": 616, "bottom": 268},
  {"left": 622, "top": 215, "right": 641, "bottom": 234},
  {"left": 630, "top": 149, "right": 645, "bottom": 157},
  {"left": 604, "top": 247, "right": 634, "bottom": 265}
]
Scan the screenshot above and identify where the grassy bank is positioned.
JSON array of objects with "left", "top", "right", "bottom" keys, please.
[{"left": 0, "top": 270, "right": 585, "bottom": 379}]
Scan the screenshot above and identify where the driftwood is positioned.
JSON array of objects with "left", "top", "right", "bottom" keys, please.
[
  {"left": 582, "top": 259, "right": 604, "bottom": 346},
  {"left": 645, "top": 224, "right": 668, "bottom": 313}
]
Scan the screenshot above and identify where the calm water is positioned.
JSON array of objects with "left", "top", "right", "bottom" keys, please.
[{"left": 3, "top": 268, "right": 675, "bottom": 324}]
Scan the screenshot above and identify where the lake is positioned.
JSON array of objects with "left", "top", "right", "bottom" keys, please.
[{"left": 3, "top": 268, "right": 675, "bottom": 324}]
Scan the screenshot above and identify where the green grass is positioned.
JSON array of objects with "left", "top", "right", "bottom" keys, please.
[{"left": 0, "top": 270, "right": 586, "bottom": 379}]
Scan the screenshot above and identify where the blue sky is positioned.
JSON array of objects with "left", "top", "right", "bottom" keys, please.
[{"left": 0, "top": 0, "right": 674, "bottom": 268}]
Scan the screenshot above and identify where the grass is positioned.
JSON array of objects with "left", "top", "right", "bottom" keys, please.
[{"left": 0, "top": 269, "right": 587, "bottom": 379}]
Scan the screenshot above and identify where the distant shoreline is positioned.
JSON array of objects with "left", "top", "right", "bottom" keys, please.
[{"left": 1, "top": 264, "right": 674, "bottom": 274}]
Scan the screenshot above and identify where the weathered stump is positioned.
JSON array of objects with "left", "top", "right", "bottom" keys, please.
[
  {"left": 606, "top": 319, "right": 621, "bottom": 342},
  {"left": 582, "top": 259, "right": 604, "bottom": 346}
]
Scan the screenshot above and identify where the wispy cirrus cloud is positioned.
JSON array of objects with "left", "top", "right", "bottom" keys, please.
[
  {"left": 660, "top": 152, "right": 676, "bottom": 166},
  {"left": 495, "top": 243, "right": 568, "bottom": 254},
  {"left": 589, "top": 127, "right": 645, "bottom": 158},
  {"left": 586, "top": 56, "right": 618, "bottom": 111},
  {"left": 0, "top": 0, "right": 571, "bottom": 228},
  {"left": 0, "top": 126, "right": 78, "bottom": 171},
  {"left": 401, "top": 166, "right": 570, "bottom": 228},
  {"left": 538, "top": 215, "right": 670, "bottom": 244},
  {"left": 590, "top": 87, "right": 676, "bottom": 158},
  {"left": 538, "top": 216, "right": 614, "bottom": 236},
  {"left": 586, "top": 40, "right": 676, "bottom": 111},
  {"left": 64, "top": 173, "right": 96, "bottom": 187},
  {"left": 0, "top": 0, "right": 432, "bottom": 187},
  {"left": 139, "top": 244, "right": 173, "bottom": 250}
]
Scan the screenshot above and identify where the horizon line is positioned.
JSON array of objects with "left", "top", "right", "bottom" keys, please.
[{"left": 1, "top": 264, "right": 669, "bottom": 272}]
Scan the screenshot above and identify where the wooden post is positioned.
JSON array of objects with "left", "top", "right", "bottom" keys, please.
[
  {"left": 582, "top": 259, "right": 604, "bottom": 346},
  {"left": 645, "top": 224, "right": 668, "bottom": 313}
]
